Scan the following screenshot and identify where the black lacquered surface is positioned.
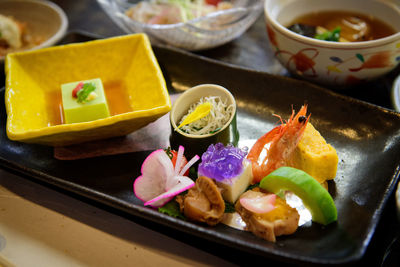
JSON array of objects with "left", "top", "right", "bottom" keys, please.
[{"left": 1, "top": 33, "right": 400, "bottom": 265}]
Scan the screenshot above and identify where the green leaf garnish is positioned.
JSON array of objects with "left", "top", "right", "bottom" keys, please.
[
  {"left": 164, "top": 147, "right": 173, "bottom": 160},
  {"left": 158, "top": 199, "right": 186, "bottom": 220},
  {"left": 224, "top": 201, "right": 236, "bottom": 213},
  {"left": 76, "top": 82, "right": 96, "bottom": 103},
  {"left": 315, "top": 27, "right": 341, "bottom": 42}
]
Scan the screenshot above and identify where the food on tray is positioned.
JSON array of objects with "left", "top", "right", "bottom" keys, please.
[
  {"left": 247, "top": 106, "right": 339, "bottom": 185},
  {"left": 178, "top": 96, "right": 234, "bottom": 135},
  {"left": 176, "top": 176, "right": 225, "bottom": 225},
  {"left": 287, "top": 123, "right": 338, "bottom": 184},
  {"left": 260, "top": 167, "right": 337, "bottom": 225},
  {"left": 0, "top": 14, "right": 43, "bottom": 57},
  {"left": 54, "top": 80, "right": 133, "bottom": 125},
  {"left": 198, "top": 143, "right": 252, "bottom": 203},
  {"left": 125, "top": 0, "right": 233, "bottom": 25},
  {"left": 134, "top": 146, "right": 199, "bottom": 207},
  {"left": 247, "top": 105, "right": 310, "bottom": 183},
  {"left": 287, "top": 10, "right": 396, "bottom": 42},
  {"left": 235, "top": 188, "right": 299, "bottom": 242},
  {"left": 61, "top": 78, "right": 111, "bottom": 124},
  {"left": 133, "top": 105, "right": 339, "bottom": 242}
]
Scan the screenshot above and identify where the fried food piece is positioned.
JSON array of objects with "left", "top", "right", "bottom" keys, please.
[
  {"left": 176, "top": 176, "right": 225, "bottom": 226},
  {"left": 235, "top": 189, "right": 299, "bottom": 242}
]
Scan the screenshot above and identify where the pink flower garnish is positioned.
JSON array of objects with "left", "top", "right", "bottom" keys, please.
[{"left": 133, "top": 146, "right": 199, "bottom": 208}]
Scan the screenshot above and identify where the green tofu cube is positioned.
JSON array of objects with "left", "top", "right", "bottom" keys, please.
[{"left": 61, "top": 78, "right": 110, "bottom": 124}]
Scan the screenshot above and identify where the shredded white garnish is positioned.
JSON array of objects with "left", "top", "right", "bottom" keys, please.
[{"left": 179, "top": 96, "right": 234, "bottom": 135}]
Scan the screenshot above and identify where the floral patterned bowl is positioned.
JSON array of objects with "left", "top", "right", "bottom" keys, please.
[{"left": 264, "top": 0, "right": 400, "bottom": 87}]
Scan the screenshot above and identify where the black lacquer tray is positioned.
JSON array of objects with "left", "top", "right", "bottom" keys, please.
[{"left": 1, "top": 33, "right": 400, "bottom": 265}]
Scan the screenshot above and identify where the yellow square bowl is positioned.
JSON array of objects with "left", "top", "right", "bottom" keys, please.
[{"left": 4, "top": 34, "right": 171, "bottom": 146}]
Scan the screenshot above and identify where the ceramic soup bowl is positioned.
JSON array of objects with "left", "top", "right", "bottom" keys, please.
[{"left": 264, "top": 0, "right": 400, "bottom": 87}]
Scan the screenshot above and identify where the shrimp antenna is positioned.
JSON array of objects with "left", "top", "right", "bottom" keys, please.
[{"left": 272, "top": 114, "right": 284, "bottom": 125}]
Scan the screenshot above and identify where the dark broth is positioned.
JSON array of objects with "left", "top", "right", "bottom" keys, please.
[
  {"left": 47, "top": 80, "right": 133, "bottom": 126},
  {"left": 289, "top": 10, "right": 397, "bottom": 42}
]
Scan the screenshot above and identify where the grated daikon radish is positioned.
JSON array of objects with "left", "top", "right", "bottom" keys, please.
[{"left": 178, "top": 96, "right": 234, "bottom": 135}]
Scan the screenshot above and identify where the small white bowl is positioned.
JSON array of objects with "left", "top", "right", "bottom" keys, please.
[
  {"left": 0, "top": 0, "right": 68, "bottom": 61},
  {"left": 264, "top": 0, "right": 400, "bottom": 87}
]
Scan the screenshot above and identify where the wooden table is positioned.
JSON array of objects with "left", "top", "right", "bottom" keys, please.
[{"left": 1, "top": 0, "right": 399, "bottom": 266}]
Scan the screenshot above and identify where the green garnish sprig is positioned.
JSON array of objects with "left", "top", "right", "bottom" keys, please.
[
  {"left": 158, "top": 199, "right": 186, "bottom": 220},
  {"left": 315, "top": 27, "right": 341, "bottom": 42},
  {"left": 77, "top": 82, "right": 96, "bottom": 103},
  {"left": 164, "top": 147, "right": 174, "bottom": 160}
]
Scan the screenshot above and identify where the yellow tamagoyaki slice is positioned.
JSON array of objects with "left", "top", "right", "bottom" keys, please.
[{"left": 288, "top": 123, "right": 338, "bottom": 184}]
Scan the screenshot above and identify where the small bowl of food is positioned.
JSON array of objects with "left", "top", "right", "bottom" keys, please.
[
  {"left": 97, "top": 0, "right": 263, "bottom": 51},
  {"left": 0, "top": 0, "right": 68, "bottom": 61},
  {"left": 169, "top": 84, "right": 239, "bottom": 159},
  {"left": 264, "top": 0, "right": 400, "bottom": 87},
  {"left": 5, "top": 34, "right": 171, "bottom": 146}
]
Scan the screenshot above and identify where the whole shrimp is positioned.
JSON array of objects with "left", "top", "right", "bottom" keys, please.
[{"left": 247, "top": 105, "right": 310, "bottom": 183}]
